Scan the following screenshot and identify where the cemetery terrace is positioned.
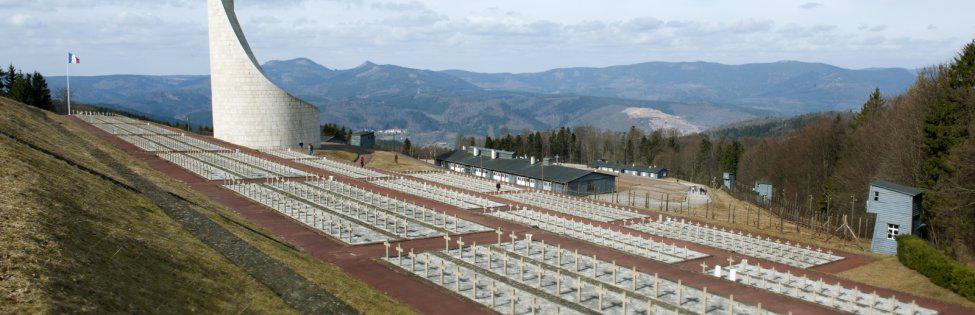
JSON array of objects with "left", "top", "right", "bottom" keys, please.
[
  {"left": 158, "top": 151, "right": 312, "bottom": 180},
  {"left": 370, "top": 177, "right": 507, "bottom": 210},
  {"left": 65, "top": 112, "right": 969, "bottom": 315},
  {"left": 297, "top": 157, "right": 388, "bottom": 179},
  {"left": 490, "top": 208, "right": 707, "bottom": 263},
  {"left": 498, "top": 191, "right": 646, "bottom": 222},
  {"left": 118, "top": 134, "right": 227, "bottom": 152},
  {"left": 406, "top": 171, "right": 521, "bottom": 193},
  {"left": 259, "top": 148, "right": 319, "bottom": 160},
  {"left": 225, "top": 178, "right": 490, "bottom": 245},
  {"left": 384, "top": 236, "right": 769, "bottom": 314},
  {"left": 708, "top": 259, "right": 936, "bottom": 315},
  {"left": 626, "top": 217, "right": 844, "bottom": 268}
]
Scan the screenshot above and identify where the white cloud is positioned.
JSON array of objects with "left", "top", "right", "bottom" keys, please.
[
  {"left": 799, "top": 2, "right": 823, "bottom": 10},
  {"left": 0, "top": 0, "right": 970, "bottom": 75},
  {"left": 8, "top": 13, "right": 39, "bottom": 27}
]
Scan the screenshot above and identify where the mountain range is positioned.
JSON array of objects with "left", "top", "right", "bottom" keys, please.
[{"left": 48, "top": 58, "right": 916, "bottom": 144}]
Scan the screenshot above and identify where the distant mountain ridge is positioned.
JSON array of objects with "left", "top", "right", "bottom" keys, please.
[
  {"left": 443, "top": 60, "right": 916, "bottom": 115},
  {"left": 48, "top": 58, "right": 914, "bottom": 143}
]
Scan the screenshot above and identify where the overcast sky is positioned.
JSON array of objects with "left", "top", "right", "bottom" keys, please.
[{"left": 2, "top": 0, "right": 973, "bottom": 76}]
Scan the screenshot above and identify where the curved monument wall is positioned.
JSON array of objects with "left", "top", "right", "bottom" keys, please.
[{"left": 208, "top": 0, "right": 320, "bottom": 149}]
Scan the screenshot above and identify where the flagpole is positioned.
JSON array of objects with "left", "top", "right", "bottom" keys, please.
[{"left": 66, "top": 55, "right": 71, "bottom": 115}]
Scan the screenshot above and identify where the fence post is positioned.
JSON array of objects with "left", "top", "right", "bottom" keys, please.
[{"left": 756, "top": 205, "right": 761, "bottom": 229}]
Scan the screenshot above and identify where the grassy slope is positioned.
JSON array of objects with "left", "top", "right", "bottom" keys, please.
[
  {"left": 317, "top": 150, "right": 358, "bottom": 163},
  {"left": 0, "top": 98, "right": 413, "bottom": 314},
  {"left": 367, "top": 151, "right": 436, "bottom": 173},
  {"left": 837, "top": 257, "right": 975, "bottom": 308}
]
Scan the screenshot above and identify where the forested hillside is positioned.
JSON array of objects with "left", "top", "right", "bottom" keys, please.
[{"left": 469, "top": 41, "right": 975, "bottom": 263}]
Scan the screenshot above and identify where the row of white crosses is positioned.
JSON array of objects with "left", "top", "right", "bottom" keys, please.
[
  {"left": 121, "top": 134, "right": 219, "bottom": 153},
  {"left": 166, "top": 150, "right": 270, "bottom": 179},
  {"left": 410, "top": 171, "right": 521, "bottom": 193},
  {"left": 497, "top": 191, "right": 644, "bottom": 222},
  {"left": 370, "top": 177, "right": 506, "bottom": 210},
  {"left": 272, "top": 179, "right": 459, "bottom": 238},
  {"left": 383, "top": 241, "right": 574, "bottom": 315},
  {"left": 118, "top": 135, "right": 172, "bottom": 152},
  {"left": 225, "top": 181, "right": 391, "bottom": 244},
  {"left": 217, "top": 151, "right": 312, "bottom": 178},
  {"left": 490, "top": 208, "right": 707, "bottom": 263},
  {"left": 76, "top": 112, "right": 135, "bottom": 124},
  {"left": 706, "top": 258, "right": 937, "bottom": 315},
  {"left": 626, "top": 215, "right": 843, "bottom": 269},
  {"left": 297, "top": 157, "right": 388, "bottom": 179},
  {"left": 138, "top": 123, "right": 181, "bottom": 136},
  {"left": 303, "top": 179, "right": 490, "bottom": 235},
  {"left": 387, "top": 229, "right": 772, "bottom": 314},
  {"left": 259, "top": 148, "right": 318, "bottom": 161},
  {"left": 90, "top": 121, "right": 158, "bottom": 135},
  {"left": 167, "top": 133, "right": 226, "bottom": 151},
  {"left": 159, "top": 152, "right": 241, "bottom": 180},
  {"left": 137, "top": 135, "right": 198, "bottom": 152},
  {"left": 83, "top": 112, "right": 159, "bottom": 125}
]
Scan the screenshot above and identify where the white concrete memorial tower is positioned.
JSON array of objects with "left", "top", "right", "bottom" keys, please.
[{"left": 207, "top": 0, "right": 320, "bottom": 148}]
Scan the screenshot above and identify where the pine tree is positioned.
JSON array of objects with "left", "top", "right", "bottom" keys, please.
[
  {"left": 920, "top": 41, "right": 975, "bottom": 190},
  {"left": 947, "top": 40, "right": 975, "bottom": 89},
  {"left": 30, "top": 71, "right": 53, "bottom": 111},
  {"left": 718, "top": 140, "right": 743, "bottom": 173},
  {"left": 0, "top": 66, "right": 6, "bottom": 95},
  {"left": 7, "top": 71, "right": 33, "bottom": 105},
  {"left": 851, "top": 88, "right": 884, "bottom": 129},
  {"left": 913, "top": 41, "right": 975, "bottom": 249},
  {"left": 401, "top": 138, "right": 412, "bottom": 155},
  {"left": 4, "top": 64, "right": 17, "bottom": 95},
  {"left": 694, "top": 136, "right": 713, "bottom": 180}
]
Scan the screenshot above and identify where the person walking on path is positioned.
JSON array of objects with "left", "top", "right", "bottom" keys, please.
[
  {"left": 394, "top": 154, "right": 399, "bottom": 164},
  {"left": 496, "top": 182, "right": 501, "bottom": 192},
  {"left": 359, "top": 156, "right": 365, "bottom": 168}
]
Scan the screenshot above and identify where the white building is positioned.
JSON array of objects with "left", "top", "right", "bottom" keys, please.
[
  {"left": 208, "top": 0, "right": 320, "bottom": 148},
  {"left": 866, "top": 180, "right": 923, "bottom": 255}
]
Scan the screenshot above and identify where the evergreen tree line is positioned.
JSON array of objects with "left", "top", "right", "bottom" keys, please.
[
  {"left": 465, "top": 124, "right": 745, "bottom": 178},
  {"left": 1, "top": 64, "right": 53, "bottom": 112},
  {"left": 321, "top": 123, "right": 352, "bottom": 142}
]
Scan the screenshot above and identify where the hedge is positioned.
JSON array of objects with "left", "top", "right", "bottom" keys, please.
[{"left": 897, "top": 235, "right": 975, "bottom": 301}]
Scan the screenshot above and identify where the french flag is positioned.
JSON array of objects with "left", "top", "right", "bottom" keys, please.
[{"left": 68, "top": 53, "right": 80, "bottom": 64}]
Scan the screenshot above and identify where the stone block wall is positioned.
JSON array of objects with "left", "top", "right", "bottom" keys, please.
[{"left": 208, "top": 0, "right": 320, "bottom": 149}]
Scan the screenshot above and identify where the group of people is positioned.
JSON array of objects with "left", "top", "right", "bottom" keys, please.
[{"left": 298, "top": 142, "right": 314, "bottom": 155}]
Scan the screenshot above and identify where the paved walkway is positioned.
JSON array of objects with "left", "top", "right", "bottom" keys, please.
[{"left": 73, "top": 117, "right": 975, "bottom": 315}]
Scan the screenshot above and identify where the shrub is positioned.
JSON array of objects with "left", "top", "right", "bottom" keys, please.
[{"left": 897, "top": 235, "right": 975, "bottom": 301}]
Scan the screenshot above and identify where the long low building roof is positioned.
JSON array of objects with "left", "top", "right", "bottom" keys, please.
[{"left": 437, "top": 150, "right": 612, "bottom": 183}]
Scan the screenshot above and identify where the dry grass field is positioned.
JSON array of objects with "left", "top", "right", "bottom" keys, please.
[
  {"left": 316, "top": 149, "right": 358, "bottom": 162},
  {"left": 366, "top": 151, "right": 436, "bottom": 173},
  {"left": 838, "top": 257, "right": 975, "bottom": 308}
]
